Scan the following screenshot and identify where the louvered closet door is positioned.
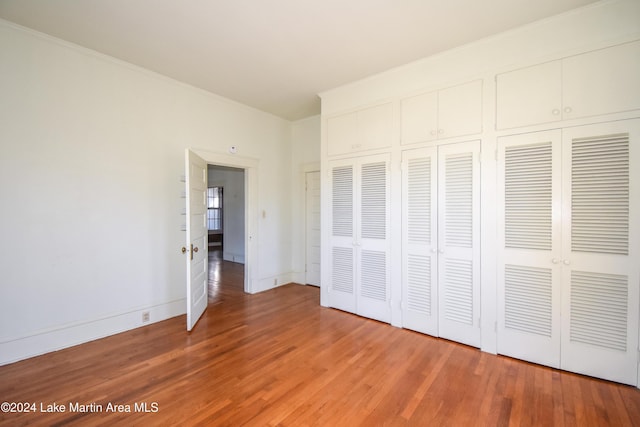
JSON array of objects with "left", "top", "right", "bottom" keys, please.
[
  {"left": 357, "top": 154, "right": 391, "bottom": 323},
  {"left": 401, "top": 147, "right": 438, "bottom": 335},
  {"left": 497, "top": 130, "right": 563, "bottom": 368},
  {"left": 437, "top": 141, "right": 481, "bottom": 347},
  {"left": 328, "top": 159, "right": 357, "bottom": 313},
  {"left": 560, "top": 120, "right": 639, "bottom": 385}
]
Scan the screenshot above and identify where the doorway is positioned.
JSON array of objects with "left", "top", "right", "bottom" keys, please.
[{"left": 207, "top": 164, "right": 246, "bottom": 296}]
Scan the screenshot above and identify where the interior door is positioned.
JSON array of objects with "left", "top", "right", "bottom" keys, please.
[
  {"left": 437, "top": 141, "right": 481, "bottom": 347},
  {"left": 402, "top": 147, "right": 439, "bottom": 336},
  {"left": 560, "top": 120, "right": 639, "bottom": 385},
  {"left": 496, "top": 130, "right": 562, "bottom": 368},
  {"left": 185, "top": 149, "right": 208, "bottom": 331},
  {"left": 305, "top": 171, "right": 321, "bottom": 286}
]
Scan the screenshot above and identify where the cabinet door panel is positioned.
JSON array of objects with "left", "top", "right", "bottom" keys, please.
[
  {"left": 401, "top": 91, "right": 438, "bottom": 144},
  {"left": 358, "top": 103, "right": 393, "bottom": 152},
  {"left": 563, "top": 40, "right": 640, "bottom": 120},
  {"left": 327, "top": 112, "right": 358, "bottom": 156},
  {"left": 438, "top": 80, "right": 482, "bottom": 139},
  {"left": 496, "top": 61, "right": 562, "bottom": 129}
]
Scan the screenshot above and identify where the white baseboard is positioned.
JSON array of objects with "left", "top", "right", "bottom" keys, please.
[
  {"left": 0, "top": 299, "right": 185, "bottom": 366},
  {"left": 250, "top": 272, "right": 296, "bottom": 294},
  {"left": 223, "top": 251, "right": 245, "bottom": 264}
]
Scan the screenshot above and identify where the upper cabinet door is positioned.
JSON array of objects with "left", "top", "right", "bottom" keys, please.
[
  {"left": 438, "top": 80, "right": 483, "bottom": 140},
  {"left": 327, "top": 112, "right": 359, "bottom": 156},
  {"left": 401, "top": 90, "right": 438, "bottom": 144},
  {"left": 401, "top": 80, "right": 483, "bottom": 145},
  {"left": 496, "top": 60, "right": 562, "bottom": 130},
  {"left": 497, "top": 41, "right": 640, "bottom": 130},
  {"left": 327, "top": 103, "right": 393, "bottom": 156},
  {"left": 563, "top": 40, "right": 640, "bottom": 120}
]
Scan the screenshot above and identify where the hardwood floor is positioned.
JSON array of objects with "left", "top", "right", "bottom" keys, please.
[{"left": 1, "top": 251, "right": 640, "bottom": 426}]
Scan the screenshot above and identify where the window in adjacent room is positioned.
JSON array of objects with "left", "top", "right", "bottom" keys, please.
[{"left": 207, "top": 186, "right": 223, "bottom": 231}]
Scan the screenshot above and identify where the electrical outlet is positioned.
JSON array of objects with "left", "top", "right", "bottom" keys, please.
[{"left": 142, "top": 311, "right": 150, "bottom": 323}]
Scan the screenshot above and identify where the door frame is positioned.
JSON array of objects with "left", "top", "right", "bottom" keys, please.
[
  {"left": 304, "top": 164, "right": 321, "bottom": 286},
  {"left": 192, "top": 148, "right": 258, "bottom": 294}
]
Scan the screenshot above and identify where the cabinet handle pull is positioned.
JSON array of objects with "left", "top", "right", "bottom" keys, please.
[
  {"left": 562, "top": 259, "right": 570, "bottom": 265},
  {"left": 552, "top": 109, "right": 560, "bottom": 115},
  {"left": 564, "top": 107, "right": 572, "bottom": 114},
  {"left": 552, "top": 258, "right": 559, "bottom": 264}
]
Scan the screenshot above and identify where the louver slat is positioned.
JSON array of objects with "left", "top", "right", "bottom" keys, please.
[
  {"left": 445, "top": 154, "right": 473, "bottom": 248},
  {"left": 443, "top": 259, "right": 473, "bottom": 325},
  {"left": 361, "top": 250, "right": 386, "bottom": 301},
  {"left": 570, "top": 271, "right": 627, "bottom": 351},
  {"left": 407, "top": 158, "right": 431, "bottom": 244},
  {"left": 571, "top": 133, "right": 629, "bottom": 255},
  {"left": 407, "top": 254, "right": 431, "bottom": 315},
  {"left": 505, "top": 143, "right": 553, "bottom": 250},
  {"left": 332, "top": 166, "right": 353, "bottom": 237},
  {"left": 332, "top": 247, "right": 353, "bottom": 294},
  {"left": 505, "top": 265, "right": 553, "bottom": 337},
  {"left": 361, "top": 162, "right": 387, "bottom": 239}
]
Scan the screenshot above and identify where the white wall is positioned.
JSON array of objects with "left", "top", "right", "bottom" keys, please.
[
  {"left": 208, "top": 166, "right": 245, "bottom": 263},
  {"left": 0, "top": 20, "right": 295, "bottom": 365},
  {"left": 318, "top": 0, "right": 640, "bottom": 354},
  {"left": 290, "top": 115, "right": 321, "bottom": 284}
]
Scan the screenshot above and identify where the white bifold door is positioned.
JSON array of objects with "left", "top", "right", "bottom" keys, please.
[
  {"left": 497, "top": 119, "right": 640, "bottom": 385},
  {"left": 328, "top": 154, "right": 391, "bottom": 323},
  {"left": 401, "top": 140, "right": 481, "bottom": 348}
]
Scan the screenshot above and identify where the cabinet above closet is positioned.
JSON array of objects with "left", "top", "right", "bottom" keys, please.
[
  {"left": 400, "top": 80, "right": 483, "bottom": 145},
  {"left": 326, "top": 102, "right": 393, "bottom": 156},
  {"left": 496, "top": 40, "right": 640, "bottom": 130}
]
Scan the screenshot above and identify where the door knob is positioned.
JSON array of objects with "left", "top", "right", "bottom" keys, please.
[
  {"left": 181, "top": 247, "right": 187, "bottom": 254},
  {"left": 193, "top": 246, "right": 199, "bottom": 253}
]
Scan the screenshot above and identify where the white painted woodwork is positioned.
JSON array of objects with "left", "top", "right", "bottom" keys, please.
[
  {"left": 401, "top": 80, "right": 482, "bottom": 145},
  {"left": 497, "top": 40, "right": 640, "bottom": 130},
  {"left": 497, "top": 120, "right": 639, "bottom": 385},
  {"left": 436, "top": 141, "right": 481, "bottom": 347},
  {"left": 402, "top": 147, "right": 438, "bottom": 336},
  {"left": 305, "top": 171, "right": 321, "bottom": 286},
  {"left": 328, "top": 154, "right": 391, "bottom": 323},
  {"left": 185, "top": 149, "right": 209, "bottom": 331},
  {"left": 496, "top": 61, "right": 562, "bottom": 129},
  {"left": 497, "top": 130, "right": 563, "bottom": 368},
  {"left": 563, "top": 40, "right": 640, "bottom": 121},
  {"left": 327, "top": 103, "right": 393, "bottom": 156},
  {"left": 559, "top": 120, "right": 639, "bottom": 386},
  {"left": 401, "top": 141, "right": 481, "bottom": 348}
]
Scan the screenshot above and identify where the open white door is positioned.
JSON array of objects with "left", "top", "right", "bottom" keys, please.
[{"left": 185, "top": 149, "right": 208, "bottom": 331}]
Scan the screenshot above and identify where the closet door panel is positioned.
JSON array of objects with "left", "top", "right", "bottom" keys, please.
[
  {"left": 328, "top": 160, "right": 357, "bottom": 313},
  {"left": 357, "top": 156, "right": 391, "bottom": 322},
  {"left": 497, "top": 130, "right": 563, "bottom": 368},
  {"left": 437, "top": 141, "right": 481, "bottom": 347},
  {"left": 560, "top": 120, "right": 640, "bottom": 385},
  {"left": 401, "top": 147, "right": 438, "bottom": 335}
]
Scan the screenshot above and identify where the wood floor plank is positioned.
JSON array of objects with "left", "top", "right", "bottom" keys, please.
[{"left": 1, "top": 251, "right": 640, "bottom": 426}]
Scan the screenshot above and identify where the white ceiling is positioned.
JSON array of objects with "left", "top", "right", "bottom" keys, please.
[{"left": 0, "top": 0, "right": 599, "bottom": 121}]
